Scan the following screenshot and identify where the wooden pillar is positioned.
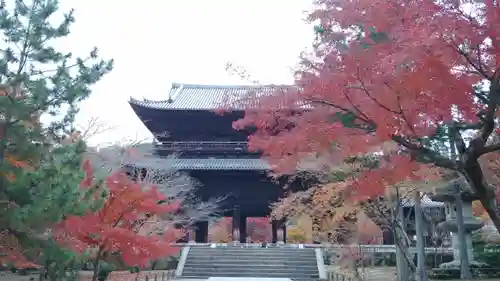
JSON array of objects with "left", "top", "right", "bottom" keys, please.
[
  {"left": 195, "top": 221, "right": 208, "bottom": 243},
  {"left": 276, "top": 219, "right": 287, "bottom": 243},
  {"left": 239, "top": 215, "right": 247, "bottom": 243},
  {"left": 282, "top": 223, "right": 287, "bottom": 244},
  {"left": 188, "top": 228, "right": 196, "bottom": 242},
  {"left": 271, "top": 220, "right": 278, "bottom": 244},
  {"left": 232, "top": 205, "right": 241, "bottom": 242}
]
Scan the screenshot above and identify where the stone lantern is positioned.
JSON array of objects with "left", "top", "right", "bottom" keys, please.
[{"left": 430, "top": 180, "right": 484, "bottom": 268}]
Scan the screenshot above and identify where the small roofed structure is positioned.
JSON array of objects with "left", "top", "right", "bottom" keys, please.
[{"left": 401, "top": 194, "right": 444, "bottom": 208}]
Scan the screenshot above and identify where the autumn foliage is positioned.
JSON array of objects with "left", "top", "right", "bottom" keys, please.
[
  {"left": 209, "top": 217, "right": 272, "bottom": 242},
  {"left": 0, "top": 230, "right": 40, "bottom": 269},
  {"left": 208, "top": 218, "right": 232, "bottom": 242},
  {"left": 272, "top": 181, "right": 384, "bottom": 244},
  {"left": 56, "top": 161, "right": 182, "bottom": 268},
  {"left": 246, "top": 217, "right": 272, "bottom": 242},
  {"left": 233, "top": 0, "right": 500, "bottom": 231}
]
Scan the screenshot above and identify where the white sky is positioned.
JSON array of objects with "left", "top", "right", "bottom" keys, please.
[{"left": 52, "top": 0, "right": 313, "bottom": 146}]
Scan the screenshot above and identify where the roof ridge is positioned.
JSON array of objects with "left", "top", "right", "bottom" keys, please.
[{"left": 171, "top": 82, "right": 291, "bottom": 89}]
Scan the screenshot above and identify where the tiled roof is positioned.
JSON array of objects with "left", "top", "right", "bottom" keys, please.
[
  {"left": 131, "top": 158, "right": 270, "bottom": 171},
  {"left": 172, "top": 158, "right": 269, "bottom": 170},
  {"left": 129, "top": 82, "right": 291, "bottom": 110},
  {"left": 401, "top": 194, "right": 444, "bottom": 208}
]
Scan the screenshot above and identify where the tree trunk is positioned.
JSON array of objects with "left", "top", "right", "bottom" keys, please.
[
  {"left": 91, "top": 248, "right": 103, "bottom": 281},
  {"left": 414, "top": 191, "right": 428, "bottom": 281},
  {"left": 463, "top": 158, "right": 500, "bottom": 233}
]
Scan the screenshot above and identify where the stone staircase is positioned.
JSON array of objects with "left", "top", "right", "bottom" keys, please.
[{"left": 178, "top": 245, "right": 322, "bottom": 280}]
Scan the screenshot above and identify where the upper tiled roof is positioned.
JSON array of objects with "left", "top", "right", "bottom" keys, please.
[{"left": 129, "top": 82, "right": 291, "bottom": 110}]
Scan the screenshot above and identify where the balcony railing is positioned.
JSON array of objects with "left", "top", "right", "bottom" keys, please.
[{"left": 154, "top": 141, "right": 250, "bottom": 152}]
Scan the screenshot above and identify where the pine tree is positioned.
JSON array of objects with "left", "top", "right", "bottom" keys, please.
[{"left": 0, "top": 0, "right": 113, "bottom": 267}]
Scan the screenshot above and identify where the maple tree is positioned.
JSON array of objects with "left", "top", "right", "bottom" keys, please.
[
  {"left": 234, "top": 0, "right": 500, "bottom": 232},
  {"left": 56, "top": 163, "right": 182, "bottom": 281},
  {"left": 286, "top": 226, "right": 306, "bottom": 243},
  {"left": 272, "top": 182, "right": 363, "bottom": 243}
]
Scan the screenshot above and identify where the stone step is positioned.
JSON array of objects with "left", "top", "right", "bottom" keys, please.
[
  {"left": 184, "top": 258, "right": 317, "bottom": 263},
  {"left": 186, "top": 256, "right": 316, "bottom": 261},
  {"left": 188, "top": 249, "right": 315, "bottom": 254},
  {"left": 184, "top": 261, "right": 317, "bottom": 270},
  {"left": 188, "top": 248, "right": 314, "bottom": 252},
  {"left": 186, "top": 255, "right": 317, "bottom": 260},
  {"left": 188, "top": 246, "right": 313, "bottom": 250},
  {"left": 181, "top": 272, "right": 320, "bottom": 278},
  {"left": 181, "top": 274, "right": 319, "bottom": 279},
  {"left": 187, "top": 251, "right": 316, "bottom": 257},
  {"left": 184, "top": 260, "right": 317, "bottom": 265},
  {"left": 181, "top": 269, "right": 319, "bottom": 278},
  {"left": 184, "top": 259, "right": 317, "bottom": 266},
  {"left": 179, "top": 278, "right": 319, "bottom": 281},
  {"left": 181, "top": 247, "right": 321, "bottom": 280},
  {"left": 183, "top": 266, "right": 318, "bottom": 272}
]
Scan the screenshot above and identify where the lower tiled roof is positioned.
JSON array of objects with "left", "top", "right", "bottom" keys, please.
[
  {"left": 129, "top": 157, "right": 270, "bottom": 171},
  {"left": 171, "top": 158, "right": 270, "bottom": 170}
]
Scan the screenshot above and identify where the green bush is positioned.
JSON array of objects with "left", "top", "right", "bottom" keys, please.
[
  {"left": 370, "top": 252, "right": 453, "bottom": 268},
  {"left": 97, "top": 262, "right": 114, "bottom": 281},
  {"left": 429, "top": 265, "right": 500, "bottom": 280},
  {"left": 472, "top": 231, "right": 500, "bottom": 267}
]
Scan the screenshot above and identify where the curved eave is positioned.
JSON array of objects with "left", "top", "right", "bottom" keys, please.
[
  {"left": 129, "top": 96, "right": 239, "bottom": 111},
  {"left": 129, "top": 97, "right": 179, "bottom": 110},
  {"left": 128, "top": 99, "right": 162, "bottom": 128}
]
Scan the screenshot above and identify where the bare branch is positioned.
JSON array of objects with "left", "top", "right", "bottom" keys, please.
[
  {"left": 85, "top": 139, "right": 222, "bottom": 228},
  {"left": 76, "top": 116, "right": 117, "bottom": 142}
]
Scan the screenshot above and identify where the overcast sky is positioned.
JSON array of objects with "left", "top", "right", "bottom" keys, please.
[{"left": 52, "top": 0, "right": 313, "bottom": 146}]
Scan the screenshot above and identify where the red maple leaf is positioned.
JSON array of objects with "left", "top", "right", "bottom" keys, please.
[
  {"left": 56, "top": 170, "right": 182, "bottom": 268},
  {"left": 0, "top": 230, "right": 40, "bottom": 269}
]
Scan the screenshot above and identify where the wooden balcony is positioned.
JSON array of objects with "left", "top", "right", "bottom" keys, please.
[{"left": 153, "top": 141, "right": 260, "bottom": 156}]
